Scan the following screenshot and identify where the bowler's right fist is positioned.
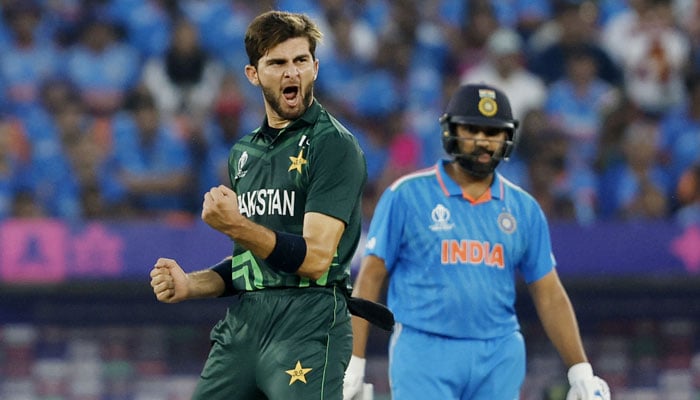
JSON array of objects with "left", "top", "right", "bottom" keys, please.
[{"left": 150, "top": 258, "right": 188, "bottom": 303}]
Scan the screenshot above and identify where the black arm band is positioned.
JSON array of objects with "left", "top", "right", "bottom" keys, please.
[
  {"left": 210, "top": 258, "right": 236, "bottom": 297},
  {"left": 265, "top": 230, "right": 307, "bottom": 273}
]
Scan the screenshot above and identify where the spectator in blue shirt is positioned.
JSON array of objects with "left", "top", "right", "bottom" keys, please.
[
  {"left": 491, "top": 0, "right": 552, "bottom": 39},
  {"left": 527, "top": 0, "right": 622, "bottom": 87},
  {"left": 543, "top": 45, "right": 620, "bottom": 169},
  {"left": 103, "top": 89, "right": 194, "bottom": 218},
  {"left": 194, "top": 73, "right": 246, "bottom": 206},
  {"left": 62, "top": 11, "right": 141, "bottom": 116},
  {"left": 598, "top": 120, "right": 669, "bottom": 220},
  {"left": 0, "top": 2, "right": 62, "bottom": 117},
  {"left": 21, "top": 107, "right": 83, "bottom": 221},
  {"left": 106, "top": 0, "right": 174, "bottom": 59},
  {"left": 314, "top": 7, "right": 377, "bottom": 113},
  {"left": 42, "top": 85, "right": 113, "bottom": 219},
  {"left": 17, "top": 78, "right": 114, "bottom": 221},
  {"left": 177, "top": 0, "right": 254, "bottom": 73},
  {"left": 657, "top": 72, "right": 700, "bottom": 203},
  {"left": 526, "top": 129, "right": 599, "bottom": 223}
]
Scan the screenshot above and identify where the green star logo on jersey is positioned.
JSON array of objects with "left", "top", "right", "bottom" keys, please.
[
  {"left": 288, "top": 149, "right": 307, "bottom": 173},
  {"left": 285, "top": 360, "right": 312, "bottom": 385}
]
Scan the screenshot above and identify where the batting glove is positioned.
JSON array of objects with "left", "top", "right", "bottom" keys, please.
[
  {"left": 343, "top": 355, "right": 366, "bottom": 400},
  {"left": 566, "top": 362, "right": 611, "bottom": 400}
]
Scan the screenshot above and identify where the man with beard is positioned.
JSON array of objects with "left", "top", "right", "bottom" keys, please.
[
  {"left": 343, "top": 83, "right": 610, "bottom": 400},
  {"left": 149, "top": 11, "right": 367, "bottom": 400}
]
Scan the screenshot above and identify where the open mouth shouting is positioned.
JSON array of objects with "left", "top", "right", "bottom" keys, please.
[
  {"left": 261, "top": 79, "right": 313, "bottom": 123},
  {"left": 282, "top": 84, "right": 301, "bottom": 108}
]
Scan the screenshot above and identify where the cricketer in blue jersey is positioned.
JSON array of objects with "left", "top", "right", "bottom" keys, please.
[{"left": 344, "top": 83, "right": 610, "bottom": 400}]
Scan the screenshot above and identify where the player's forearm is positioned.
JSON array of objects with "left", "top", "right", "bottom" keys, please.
[
  {"left": 536, "top": 290, "right": 588, "bottom": 367},
  {"left": 352, "top": 278, "right": 383, "bottom": 358},
  {"left": 218, "top": 216, "right": 277, "bottom": 258},
  {"left": 185, "top": 269, "right": 227, "bottom": 299},
  {"left": 214, "top": 209, "right": 345, "bottom": 281},
  {"left": 350, "top": 280, "right": 383, "bottom": 357},
  {"left": 351, "top": 315, "right": 372, "bottom": 357},
  {"left": 217, "top": 218, "right": 327, "bottom": 280},
  {"left": 351, "top": 255, "right": 389, "bottom": 357},
  {"left": 352, "top": 255, "right": 387, "bottom": 300},
  {"left": 529, "top": 270, "right": 589, "bottom": 367}
]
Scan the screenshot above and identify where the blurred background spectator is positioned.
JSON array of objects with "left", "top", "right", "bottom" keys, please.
[
  {"left": 62, "top": 7, "right": 141, "bottom": 116},
  {"left": 141, "top": 16, "right": 225, "bottom": 124},
  {"left": 101, "top": 88, "right": 193, "bottom": 220},
  {"left": 543, "top": 45, "right": 620, "bottom": 170},
  {"left": 606, "top": 0, "right": 690, "bottom": 117},
  {"left": 528, "top": 0, "right": 622, "bottom": 86},
  {"left": 598, "top": 119, "right": 670, "bottom": 220},
  {"left": 461, "top": 27, "right": 548, "bottom": 121},
  {"left": 192, "top": 72, "right": 247, "bottom": 209},
  {"left": 0, "top": 1, "right": 61, "bottom": 118},
  {"left": 657, "top": 71, "right": 700, "bottom": 210},
  {"left": 674, "top": 163, "right": 700, "bottom": 227}
]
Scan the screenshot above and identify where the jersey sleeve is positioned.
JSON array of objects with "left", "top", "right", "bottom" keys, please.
[
  {"left": 519, "top": 203, "right": 557, "bottom": 284},
  {"left": 305, "top": 131, "right": 367, "bottom": 224},
  {"left": 363, "top": 185, "right": 405, "bottom": 271}
]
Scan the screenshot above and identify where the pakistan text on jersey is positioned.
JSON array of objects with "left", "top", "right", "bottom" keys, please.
[
  {"left": 238, "top": 189, "right": 296, "bottom": 217},
  {"left": 441, "top": 239, "right": 505, "bottom": 269}
]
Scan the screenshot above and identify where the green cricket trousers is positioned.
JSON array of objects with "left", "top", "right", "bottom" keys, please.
[{"left": 191, "top": 286, "right": 352, "bottom": 400}]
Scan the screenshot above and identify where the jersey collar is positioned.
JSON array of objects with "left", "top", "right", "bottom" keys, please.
[
  {"left": 436, "top": 159, "right": 505, "bottom": 203},
  {"left": 294, "top": 99, "right": 322, "bottom": 127}
]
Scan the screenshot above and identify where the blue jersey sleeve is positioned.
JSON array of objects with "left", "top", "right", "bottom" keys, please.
[
  {"left": 519, "top": 204, "right": 557, "bottom": 284},
  {"left": 364, "top": 185, "right": 405, "bottom": 270}
]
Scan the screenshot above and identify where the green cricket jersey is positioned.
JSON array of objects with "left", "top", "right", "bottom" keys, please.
[{"left": 226, "top": 100, "right": 367, "bottom": 291}]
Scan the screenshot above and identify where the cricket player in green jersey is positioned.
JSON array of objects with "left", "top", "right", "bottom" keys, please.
[{"left": 149, "top": 10, "right": 370, "bottom": 400}]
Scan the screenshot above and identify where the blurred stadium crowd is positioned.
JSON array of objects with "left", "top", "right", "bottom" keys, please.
[
  {"left": 1, "top": 0, "right": 700, "bottom": 227},
  {"left": 2, "top": 1, "right": 700, "bottom": 399}
]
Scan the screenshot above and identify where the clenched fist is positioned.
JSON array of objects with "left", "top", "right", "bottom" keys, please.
[
  {"left": 202, "top": 185, "right": 242, "bottom": 235},
  {"left": 149, "top": 258, "right": 189, "bottom": 303}
]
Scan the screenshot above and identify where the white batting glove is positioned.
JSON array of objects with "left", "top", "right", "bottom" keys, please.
[
  {"left": 343, "top": 355, "right": 366, "bottom": 400},
  {"left": 566, "top": 362, "right": 611, "bottom": 400}
]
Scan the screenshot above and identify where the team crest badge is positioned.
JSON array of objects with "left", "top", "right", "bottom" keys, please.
[
  {"left": 477, "top": 89, "right": 498, "bottom": 117},
  {"left": 429, "top": 204, "right": 455, "bottom": 231},
  {"left": 285, "top": 360, "right": 312, "bottom": 385},
  {"left": 288, "top": 148, "right": 307, "bottom": 173},
  {"left": 497, "top": 212, "right": 517, "bottom": 234}
]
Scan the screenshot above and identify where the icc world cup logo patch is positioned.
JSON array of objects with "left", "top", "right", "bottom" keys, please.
[
  {"left": 235, "top": 151, "right": 249, "bottom": 180},
  {"left": 497, "top": 212, "right": 517, "bottom": 234}
]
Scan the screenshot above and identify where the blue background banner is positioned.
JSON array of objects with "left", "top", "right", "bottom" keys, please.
[
  {"left": 1, "top": 219, "right": 699, "bottom": 283},
  {"left": 551, "top": 221, "right": 700, "bottom": 278}
]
